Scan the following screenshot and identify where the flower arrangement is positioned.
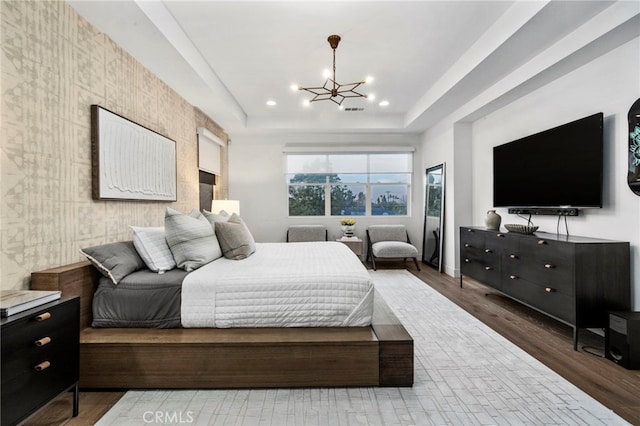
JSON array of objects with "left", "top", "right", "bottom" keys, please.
[{"left": 339, "top": 218, "right": 356, "bottom": 226}]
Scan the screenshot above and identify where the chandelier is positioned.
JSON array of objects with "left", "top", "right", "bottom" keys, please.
[{"left": 297, "top": 35, "right": 368, "bottom": 106}]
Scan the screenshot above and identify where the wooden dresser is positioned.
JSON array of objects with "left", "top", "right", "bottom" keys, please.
[
  {"left": 460, "top": 226, "right": 631, "bottom": 350},
  {"left": 1, "top": 296, "right": 80, "bottom": 425}
]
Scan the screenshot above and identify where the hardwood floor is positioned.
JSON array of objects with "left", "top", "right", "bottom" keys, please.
[{"left": 27, "top": 263, "right": 640, "bottom": 425}]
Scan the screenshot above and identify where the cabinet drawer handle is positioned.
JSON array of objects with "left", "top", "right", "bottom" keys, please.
[
  {"left": 496, "top": 233, "right": 505, "bottom": 238},
  {"left": 34, "top": 361, "right": 51, "bottom": 372},
  {"left": 537, "top": 240, "right": 546, "bottom": 245},
  {"left": 34, "top": 337, "right": 52, "bottom": 347},
  {"left": 484, "top": 249, "right": 492, "bottom": 253},
  {"left": 468, "top": 229, "right": 473, "bottom": 232},
  {"left": 509, "top": 254, "right": 519, "bottom": 259},
  {"left": 464, "top": 258, "right": 471, "bottom": 263},
  {"left": 464, "top": 243, "right": 472, "bottom": 248},
  {"left": 544, "top": 263, "right": 556, "bottom": 269},
  {"left": 35, "top": 312, "right": 51, "bottom": 321},
  {"left": 484, "top": 266, "right": 493, "bottom": 271},
  {"left": 509, "top": 275, "right": 519, "bottom": 280},
  {"left": 545, "top": 287, "right": 555, "bottom": 293}
]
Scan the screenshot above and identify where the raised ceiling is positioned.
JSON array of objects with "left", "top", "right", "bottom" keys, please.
[{"left": 67, "top": 1, "right": 639, "bottom": 135}]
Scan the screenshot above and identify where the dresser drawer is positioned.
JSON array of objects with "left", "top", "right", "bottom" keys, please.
[
  {"left": 503, "top": 257, "right": 573, "bottom": 296},
  {"left": 1, "top": 303, "right": 78, "bottom": 366},
  {"left": 502, "top": 276, "right": 575, "bottom": 324}
]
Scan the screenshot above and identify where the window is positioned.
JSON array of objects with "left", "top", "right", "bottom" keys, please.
[{"left": 286, "top": 152, "right": 412, "bottom": 217}]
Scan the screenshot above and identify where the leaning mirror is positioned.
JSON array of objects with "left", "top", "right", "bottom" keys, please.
[{"left": 422, "top": 163, "right": 445, "bottom": 272}]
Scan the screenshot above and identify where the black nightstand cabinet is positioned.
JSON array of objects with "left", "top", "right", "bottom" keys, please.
[
  {"left": 1, "top": 297, "right": 80, "bottom": 426},
  {"left": 460, "top": 227, "right": 631, "bottom": 350}
]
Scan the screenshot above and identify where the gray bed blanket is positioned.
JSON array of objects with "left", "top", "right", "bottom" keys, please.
[{"left": 92, "top": 268, "right": 188, "bottom": 328}]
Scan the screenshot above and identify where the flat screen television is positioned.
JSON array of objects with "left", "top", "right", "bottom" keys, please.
[{"left": 493, "top": 112, "right": 603, "bottom": 209}]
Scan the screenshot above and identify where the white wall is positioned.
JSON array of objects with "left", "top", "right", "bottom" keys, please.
[
  {"left": 423, "top": 36, "right": 640, "bottom": 308},
  {"left": 228, "top": 133, "right": 423, "bottom": 256}
]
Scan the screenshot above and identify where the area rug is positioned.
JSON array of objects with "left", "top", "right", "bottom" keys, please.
[{"left": 96, "top": 270, "right": 627, "bottom": 425}]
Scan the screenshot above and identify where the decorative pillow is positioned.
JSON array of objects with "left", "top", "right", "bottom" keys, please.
[
  {"left": 130, "top": 226, "right": 176, "bottom": 274},
  {"left": 214, "top": 213, "right": 256, "bottom": 260},
  {"left": 164, "top": 208, "right": 222, "bottom": 271},
  {"left": 80, "top": 241, "right": 146, "bottom": 285},
  {"left": 202, "top": 209, "right": 230, "bottom": 228}
]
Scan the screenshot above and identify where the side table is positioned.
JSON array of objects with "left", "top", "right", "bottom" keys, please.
[
  {"left": 1, "top": 296, "right": 80, "bottom": 426},
  {"left": 337, "top": 237, "right": 363, "bottom": 256}
]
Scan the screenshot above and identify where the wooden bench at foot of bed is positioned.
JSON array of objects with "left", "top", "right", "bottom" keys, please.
[{"left": 31, "top": 261, "right": 413, "bottom": 389}]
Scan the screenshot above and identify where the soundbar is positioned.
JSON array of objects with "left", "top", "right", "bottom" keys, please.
[{"left": 507, "top": 207, "right": 580, "bottom": 216}]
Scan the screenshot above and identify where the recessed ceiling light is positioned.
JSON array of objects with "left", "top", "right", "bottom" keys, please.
[
  {"left": 266, "top": 100, "right": 276, "bottom": 106},
  {"left": 379, "top": 100, "right": 389, "bottom": 107}
]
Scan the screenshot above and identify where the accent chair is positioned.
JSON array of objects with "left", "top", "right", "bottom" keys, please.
[{"left": 366, "top": 225, "right": 420, "bottom": 271}]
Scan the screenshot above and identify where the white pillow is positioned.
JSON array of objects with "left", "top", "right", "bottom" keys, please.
[
  {"left": 164, "top": 208, "right": 223, "bottom": 271},
  {"left": 130, "top": 226, "right": 176, "bottom": 274}
]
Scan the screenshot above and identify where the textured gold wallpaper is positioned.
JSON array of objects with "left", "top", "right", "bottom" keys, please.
[{"left": 0, "top": 0, "right": 228, "bottom": 291}]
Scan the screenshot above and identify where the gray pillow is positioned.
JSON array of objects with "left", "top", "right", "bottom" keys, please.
[
  {"left": 80, "top": 241, "right": 146, "bottom": 285},
  {"left": 214, "top": 213, "right": 256, "bottom": 260},
  {"left": 202, "top": 210, "right": 229, "bottom": 228},
  {"left": 164, "top": 208, "right": 222, "bottom": 271},
  {"left": 130, "top": 226, "right": 176, "bottom": 273}
]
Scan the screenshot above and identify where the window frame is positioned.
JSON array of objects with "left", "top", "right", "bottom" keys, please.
[{"left": 285, "top": 151, "right": 413, "bottom": 218}]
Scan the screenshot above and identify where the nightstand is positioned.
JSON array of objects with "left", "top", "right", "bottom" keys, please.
[
  {"left": 337, "top": 237, "right": 363, "bottom": 256},
  {"left": 1, "top": 296, "right": 80, "bottom": 426}
]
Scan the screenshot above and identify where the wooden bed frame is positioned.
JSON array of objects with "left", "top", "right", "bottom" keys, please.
[{"left": 31, "top": 261, "right": 413, "bottom": 389}]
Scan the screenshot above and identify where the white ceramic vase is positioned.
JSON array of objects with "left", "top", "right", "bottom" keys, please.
[{"left": 485, "top": 210, "right": 501, "bottom": 230}]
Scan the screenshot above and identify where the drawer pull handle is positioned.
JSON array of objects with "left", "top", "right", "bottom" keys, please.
[
  {"left": 509, "top": 254, "right": 518, "bottom": 259},
  {"left": 35, "top": 312, "right": 51, "bottom": 321},
  {"left": 464, "top": 244, "right": 472, "bottom": 248},
  {"left": 468, "top": 229, "right": 473, "bottom": 232},
  {"left": 496, "top": 233, "right": 505, "bottom": 238},
  {"left": 464, "top": 258, "right": 471, "bottom": 263},
  {"left": 537, "top": 240, "right": 546, "bottom": 245},
  {"left": 35, "top": 337, "right": 52, "bottom": 347},
  {"left": 544, "top": 263, "right": 556, "bottom": 269},
  {"left": 484, "top": 266, "right": 493, "bottom": 271},
  {"left": 484, "top": 249, "right": 492, "bottom": 253},
  {"left": 509, "top": 275, "right": 519, "bottom": 280},
  {"left": 545, "top": 287, "right": 555, "bottom": 293},
  {"left": 34, "top": 361, "right": 51, "bottom": 372}
]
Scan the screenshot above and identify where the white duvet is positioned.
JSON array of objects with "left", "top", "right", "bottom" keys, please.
[{"left": 181, "top": 242, "right": 374, "bottom": 328}]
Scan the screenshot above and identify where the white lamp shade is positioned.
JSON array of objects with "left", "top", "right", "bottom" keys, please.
[{"left": 211, "top": 200, "right": 240, "bottom": 216}]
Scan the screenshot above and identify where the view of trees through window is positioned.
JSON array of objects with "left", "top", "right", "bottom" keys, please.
[{"left": 286, "top": 152, "right": 412, "bottom": 217}]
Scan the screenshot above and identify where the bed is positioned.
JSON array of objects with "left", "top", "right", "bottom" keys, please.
[{"left": 30, "top": 242, "right": 413, "bottom": 389}]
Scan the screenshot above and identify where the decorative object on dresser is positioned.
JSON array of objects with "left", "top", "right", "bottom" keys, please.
[
  {"left": 0, "top": 290, "right": 61, "bottom": 317},
  {"left": 459, "top": 226, "right": 630, "bottom": 350},
  {"left": 484, "top": 210, "right": 501, "bottom": 230},
  {"left": 1, "top": 297, "right": 80, "bottom": 426},
  {"left": 503, "top": 223, "right": 539, "bottom": 234}
]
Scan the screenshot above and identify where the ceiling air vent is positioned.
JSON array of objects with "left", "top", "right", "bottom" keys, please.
[{"left": 343, "top": 107, "right": 365, "bottom": 112}]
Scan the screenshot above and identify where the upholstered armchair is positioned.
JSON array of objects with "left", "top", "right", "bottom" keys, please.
[
  {"left": 366, "top": 225, "right": 420, "bottom": 270},
  {"left": 286, "top": 225, "right": 328, "bottom": 242}
]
